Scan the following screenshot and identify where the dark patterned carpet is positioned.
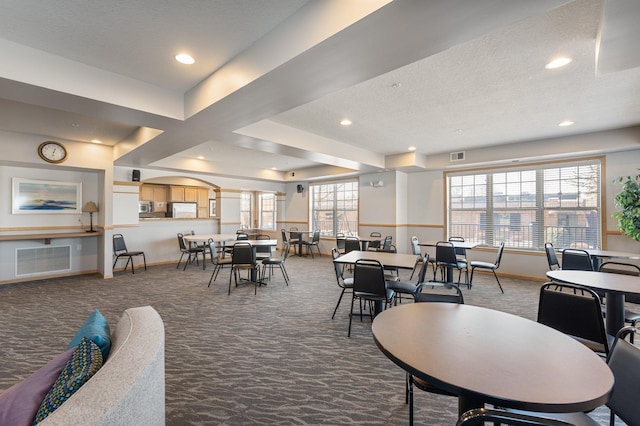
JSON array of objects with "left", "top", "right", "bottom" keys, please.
[{"left": 0, "top": 253, "right": 620, "bottom": 425}]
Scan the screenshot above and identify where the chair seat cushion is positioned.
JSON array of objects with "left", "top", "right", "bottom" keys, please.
[
  {"left": 470, "top": 261, "right": 496, "bottom": 269},
  {"left": 343, "top": 277, "right": 354, "bottom": 286},
  {"left": 625, "top": 309, "right": 640, "bottom": 322},
  {"left": 262, "top": 258, "right": 284, "bottom": 265},
  {"left": 387, "top": 281, "right": 418, "bottom": 294},
  {"left": 505, "top": 409, "right": 597, "bottom": 426}
]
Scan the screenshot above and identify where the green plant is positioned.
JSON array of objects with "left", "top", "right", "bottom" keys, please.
[{"left": 613, "top": 174, "right": 640, "bottom": 241}]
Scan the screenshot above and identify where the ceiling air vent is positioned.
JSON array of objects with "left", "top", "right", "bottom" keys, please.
[{"left": 450, "top": 151, "right": 465, "bottom": 162}]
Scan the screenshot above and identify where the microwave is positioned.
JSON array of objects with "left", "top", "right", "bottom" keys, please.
[{"left": 139, "top": 201, "right": 153, "bottom": 213}]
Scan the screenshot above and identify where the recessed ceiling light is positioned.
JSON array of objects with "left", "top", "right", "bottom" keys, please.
[
  {"left": 271, "top": 167, "right": 278, "bottom": 170},
  {"left": 391, "top": 82, "right": 402, "bottom": 89},
  {"left": 175, "top": 53, "right": 195, "bottom": 65},
  {"left": 340, "top": 119, "right": 352, "bottom": 126},
  {"left": 90, "top": 139, "right": 102, "bottom": 144},
  {"left": 196, "top": 155, "right": 205, "bottom": 160},
  {"left": 558, "top": 120, "right": 575, "bottom": 127},
  {"left": 408, "top": 146, "right": 416, "bottom": 151},
  {"left": 545, "top": 57, "right": 572, "bottom": 69}
]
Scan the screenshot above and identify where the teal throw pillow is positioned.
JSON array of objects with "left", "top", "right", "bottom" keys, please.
[
  {"left": 66, "top": 309, "right": 111, "bottom": 360},
  {"left": 33, "top": 337, "right": 103, "bottom": 424}
]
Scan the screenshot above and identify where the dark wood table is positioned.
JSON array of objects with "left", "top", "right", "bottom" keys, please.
[
  {"left": 547, "top": 269, "right": 640, "bottom": 335},
  {"left": 372, "top": 303, "right": 613, "bottom": 416}
]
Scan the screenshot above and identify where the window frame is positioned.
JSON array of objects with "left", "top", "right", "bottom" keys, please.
[
  {"left": 445, "top": 157, "right": 603, "bottom": 251},
  {"left": 258, "top": 192, "right": 276, "bottom": 230},
  {"left": 309, "top": 180, "right": 359, "bottom": 237}
]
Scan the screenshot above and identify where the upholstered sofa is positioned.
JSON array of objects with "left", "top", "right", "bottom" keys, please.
[
  {"left": 36, "top": 306, "right": 165, "bottom": 425},
  {"left": 30, "top": 306, "right": 165, "bottom": 425}
]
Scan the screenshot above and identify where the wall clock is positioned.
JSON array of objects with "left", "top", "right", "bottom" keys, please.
[{"left": 38, "top": 141, "right": 68, "bottom": 164}]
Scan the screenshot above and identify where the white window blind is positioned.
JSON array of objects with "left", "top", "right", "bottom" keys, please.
[{"left": 446, "top": 159, "right": 601, "bottom": 250}]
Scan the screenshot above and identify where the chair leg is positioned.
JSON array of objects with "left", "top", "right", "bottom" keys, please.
[
  {"left": 348, "top": 295, "right": 356, "bottom": 337},
  {"left": 493, "top": 269, "right": 504, "bottom": 293},
  {"left": 469, "top": 266, "right": 475, "bottom": 287},
  {"left": 177, "top": 253, "right": 185, "bottom": 269},
  {"left": 280, "top": 264, "right": 290, "bottom": 285},
  {"left": 409, "top": 374, "right": 414, "bottom": 426},
  {"left": 142, "top": 254, "right": 147, "bottom": 270},
  {"left": 332, "top": 288, "right": 347, "bottom": 319}
]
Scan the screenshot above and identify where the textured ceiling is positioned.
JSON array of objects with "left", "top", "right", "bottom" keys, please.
[{"left": 0, "top": 0, "right": 639, "bottom": 181}]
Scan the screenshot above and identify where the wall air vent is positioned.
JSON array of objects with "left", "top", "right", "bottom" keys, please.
[
  {"left": 450, "top": 151, "right": 465, "bottom": 162},
  {"left": 15, "top": 246, "right": 71, "bottom": 277}
]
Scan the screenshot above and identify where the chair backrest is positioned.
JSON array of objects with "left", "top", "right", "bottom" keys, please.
[
  {"left": 332, "top": 248, "right": 345, "bottom": 283},
  {"left": 493, "top": 241, "right": 505, "bottom": 268},
  {"left": 370, "top": 231, "right": 382, "bottom": 238},
  {"left": 544, "top": 243, "right": 560, "bottom": 270},
  {"left": 113, "top": 234, "right": 127, "bottom": 254},
  {"left": 311, "top": 229, "right": 320, "bottom": 242},
  {"left": 281, "top": 242, "right": 290, "bottom": 260},
  {"left": 381, "top": 236, "right": 392, "bottom": 251},
  {"left": 561, "top": 249, "right": 593, "bottom": 271},
  {"left": 345, "top": 237, "right": 361, "bottom": 253},
  {"left": 353, "top": 259, "right": 387, "bottom": 297},
  {"left": 415, "top": 254, "right": 430, "bottom": 283},
  {"left": 336, "top": 233, "right": 346, "bottom": 250},
  {"left": 435, "top": 241, "right": 458, "bottom": 265},
  {"left": 410, "top": 236, "right": 421, "bottom": 256},
  {"left": 606, "top": 327, "right": 640, "bottom": 425},
  {"left": 281, "top": 229, "right": 288, "bottom": 243},
  {"left": 599, "top": 261, "right": 640, "bottom": 304},
  {"left": 537, "top": 282, "right": 608, "bottom": 353},
  {"left": 255, "top": 235, "right": 271, "bottom": 254},
  {"left": 176, "top": 233, "right": 188, "bottom": 251},
  {"left": 231, "top": 242, "right": 255, "bottom": 265},
  {"left": 236, "top": 233, "right": 249, "bottom": 240},
  {"left": 414, "top": 281, "right": 464, "bottom": 304},
  {"left": 449, "top": 236, "right": 466, "bottom": 256}
]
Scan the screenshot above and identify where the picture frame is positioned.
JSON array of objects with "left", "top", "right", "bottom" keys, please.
[
  {"left": 12, "top": 178, "right": 82, "bottom": 214},
  {"left": 209, "top": 199, "right": 217, "bottom": 217}
]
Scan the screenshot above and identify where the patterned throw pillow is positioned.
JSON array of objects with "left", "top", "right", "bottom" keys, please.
[
  {"left": 67, "top": 309, "right": 112, "bottom": 360},
  {"left": 33, "top": 337, "right": 103, "bottom": 424}
]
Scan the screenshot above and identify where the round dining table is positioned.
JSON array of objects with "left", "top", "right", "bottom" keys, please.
[
  {"left": 546, "top": 269, "right": 640, "bottom": 335},
  {"left": 371, "top": 303, "right": 613, "bottom": 417}
]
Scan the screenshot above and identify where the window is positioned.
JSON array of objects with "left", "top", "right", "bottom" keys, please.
[
  {"left": 259, "top": 193, "right": 276, "bottom": 230},
  {"left": 240, "top": 192, "right": 253, "bottom": 228},
  {"left": 447, "top": 159, "right": 601, "bottom": 250},
  {"left": 310, "top": 181, "right": 358, "bottom": 237}
]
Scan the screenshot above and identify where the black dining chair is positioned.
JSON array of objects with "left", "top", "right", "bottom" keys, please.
[
  {"left": 544, "top": 243, "right": 561, "bottom": 270},
  {"left": 598, "top": 261, "right": 640, "bottom": 342},
  {"left": 261, "top": 241, "right": 290, "bottom": 286},
  {"left": 331, "top": 248, "right": 354, "bottom": 319},
  {"left": 387, "top": 255, "right": 429, "bottom": 305},
  {"left": 113, "top": 234, "right": 147, "bottom": 274},
  {"left": 434, "top": 241, "right": 468, "bottom": 286},
  {"left": 348, "top": 259, "right": 395, "bottom": 337},
  {"left": 560, "top": 248, "right": 593, "bottom": 271},
  {"left": 229, "top": 242, "right": 260, "bottom": 295},
  {"left": 469, "top": 241, "right": 505, "bottom": 293},
  {"left": 207, "top": 240, "right": 232, "bottom": 287},
  {"left": 302, "top": 229, "right": 321, "bottom": 258},
  {"left": 409, "top": 236, "right": 423, "bottom": 280},
  {"left": 368, "top": 231, "right": 382, "bottom": 250},
  {"left": 176, "top": 232, "right": 204, "bottom": 270},
  {"left": 537, "top": 282, "right": 613, "bottom": 356},
  {"left": 335, "top": 232, "right": 346, "bottom": 254}
]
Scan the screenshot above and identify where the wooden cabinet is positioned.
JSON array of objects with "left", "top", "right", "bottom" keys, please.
[
  {"left": 197, "top": 189, "right": 209, "bottom": 218},
  {"left": 140, "top": 185, "right": 154, "bottom": 201},
  {"left": 139, "top": 184, "right": 212, "bottom": 217},
  {"left": 184, "top": 187, "right": 197, "bottom": 202},
  {"left": 170, "top": 186, "right": 185, "bottom": 202}
]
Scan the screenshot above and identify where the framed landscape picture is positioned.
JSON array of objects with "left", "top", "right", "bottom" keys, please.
[
  {"left": 209, "top": 199, "right": 217, "bottom": 217},
  {"left": 12, "top": 178, "right": 82, "bottom": 214}
]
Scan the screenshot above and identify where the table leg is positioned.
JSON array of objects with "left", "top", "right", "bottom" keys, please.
[
  {"left": 446, "top": 266, "right": 454, "bottom": 283},
  {"left": 605, "top": 292, "right": 625, "bottom": 336},
  {"left": 361, "top": 241, "right": 369, "bottom": 251}
]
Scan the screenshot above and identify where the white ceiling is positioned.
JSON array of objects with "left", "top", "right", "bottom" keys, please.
[{"left": 0, "top": 0, "right": 639, "bottom": 182}]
